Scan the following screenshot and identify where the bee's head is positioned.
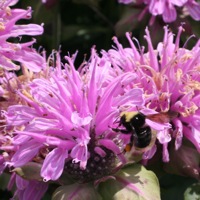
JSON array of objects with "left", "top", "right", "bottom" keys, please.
[{"left": 120, "top": 111, "right": 146, "bottom": 128}]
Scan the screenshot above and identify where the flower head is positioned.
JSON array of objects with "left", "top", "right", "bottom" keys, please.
[
  {"left": 2, "top": 49, "right": 145, "bottom": 187},
  {"left": 118, "top": 0, "right": 200, "bottom": 23},
  {"left": 102, "top": 25, "right": 200, "bottom": 164},
  {"left": 0, "top": 0, "right": 44, "bottom": 71}
]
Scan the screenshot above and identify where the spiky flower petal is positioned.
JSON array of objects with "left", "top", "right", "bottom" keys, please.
[
  {"left": 118, "top": 0, "right": 200, "bottom": 23},
  {"left": 0, "top": 0, "right": 44, "bottom": 71}
]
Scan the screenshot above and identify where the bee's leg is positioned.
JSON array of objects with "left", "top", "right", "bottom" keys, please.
[
  {"left": 112, "top": 128, "right": 130, "bottom": 134},
  {"left": 125, "top": 136, "right": 133, "bottom": 152}
]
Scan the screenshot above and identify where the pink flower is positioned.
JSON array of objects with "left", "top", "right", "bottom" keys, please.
[
  {"left": 102, "top": 25, "right": 200, "bottom": 163},
  {"left": 0, "top": 1, "right": 44, "bottom": 71},
  {"left": 118, "top": 0, "right": 200, "bottom": 23},
  {"left": 8, "top": 174, "right": 48, "bottom": 200},
  {"left": 3, "top": 50, "right": 145, "bottom": 185}
]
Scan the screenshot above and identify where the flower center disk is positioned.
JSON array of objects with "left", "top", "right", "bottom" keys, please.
[{"left": 64, "top": 147, "right": 117, "bottom": 183}]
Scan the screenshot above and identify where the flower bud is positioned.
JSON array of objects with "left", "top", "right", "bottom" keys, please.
[
  {"left": 164, "top": 144, "right": 200, "bottom": 180},
  {"left": 12, "top": 162, "right": 42, "bottom": 181},
  {"left": 52, "top": 183, "right": 102, "bottom": 200}
]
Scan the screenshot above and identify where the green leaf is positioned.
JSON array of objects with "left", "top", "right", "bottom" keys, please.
[
  {"left": 52, "top": 183, "right": 102, "bottom": 200},
  {"left": 160, "top": 174, "right": 197, "bottom": 200},
  {"left": 184, "top": 183, "right": 200, "bottom": 200},
  {"left": 98, "top": 164, "right": 160, "bottom": 200},
  {"left": 0, "top": 173, "right": 11, "bottom": 190},
  {"left": 0, "top": 173, "right": 13, "bottom": 198}
]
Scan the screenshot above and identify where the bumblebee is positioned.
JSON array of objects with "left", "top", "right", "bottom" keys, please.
[{"left": 113, "top": 111, "right": 178, "bottom": 151}]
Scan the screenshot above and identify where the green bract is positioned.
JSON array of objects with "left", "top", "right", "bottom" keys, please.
[
  {"left": 52, "top": 183, "right": 102, "bottom": 200},
  {"left": 184, "top": 183, "right": 200, "bottom": 200},
  {"left": 98, "top": 164, "right": 160, "bottom": 200}
]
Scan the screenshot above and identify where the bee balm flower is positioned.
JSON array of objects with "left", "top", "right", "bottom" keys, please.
[
  {"left": 118, "top": 0, "right": 200, "bottom": 23},
  {"left": 0, "top": 0, "right": 44, "bottom": 71},
  {"left": 102, "top": 26, "right": 200, "bottom": 167},
  {"left": 3, "top": 49, "right": 145, "bottom": 187}
]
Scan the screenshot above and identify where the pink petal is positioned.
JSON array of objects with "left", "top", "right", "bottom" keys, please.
[
  {"left": 186, "top": 2, "right": 200, "bottom": 20},
  {"left": 162, "top": 3, "right": 177, "bottom": 22},
  {"left": 41, "top": 148, "right": 68, "bottom": 181},
  {"left": 9, "top": 141, "right": 43, "bottom": 167}
]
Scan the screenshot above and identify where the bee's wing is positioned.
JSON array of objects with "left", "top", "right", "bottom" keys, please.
[{"left": 147, "top": 111, "right": 178, "bottom": 123}]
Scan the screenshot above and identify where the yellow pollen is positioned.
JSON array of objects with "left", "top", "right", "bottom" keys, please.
[
  {"left": 0, "top": 22, "right": 5, "bottom": 31},
  {"left": 180, "top": 53, "right": 192, "bottom": 62},
  {"left": 150, "top": 71, "right": 164, "bottom": 90},
  {"left": 188, "top": 81, "right": 200, "bottom": 90},
  {"left": 176, "top": 69, "right": 183, "bottom": 81},
  {"left": 21, "top": 90, "right": 34, "bottom": 101},
  {"left": 6, "top": 7, "right": 11, "bottom": 16},
  {"left": 159, "top": 93, "right": 168, "bottom": 101},
  {"left": 181, "top": 103, "right": 198, "bottom": 117}
]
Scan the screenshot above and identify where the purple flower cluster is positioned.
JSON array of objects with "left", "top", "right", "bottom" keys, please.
[
  {"left": 0, "top": 1, "right": 200, "bottom": 199},
  {"left": 0, "top": 0, "right": 44, "bottom": 71},
  {"left": 118, "top": 0, "right": 200, "bottom": 23},
  {"left": 102, "top": 26, "right": 200, "bottom": 165},
  {"left": 4, "top": 50, "right": 145, "bottom": 180}
]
